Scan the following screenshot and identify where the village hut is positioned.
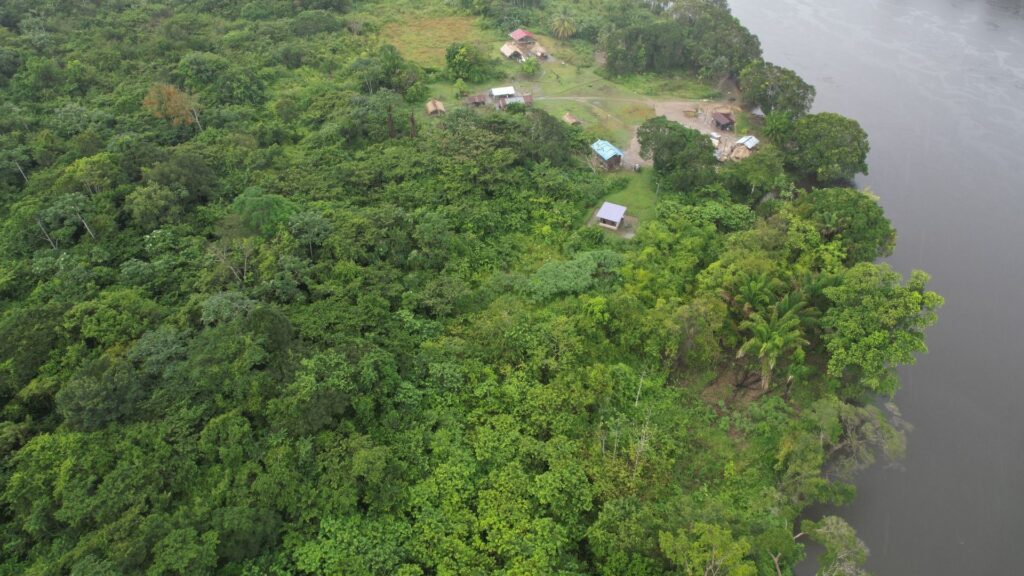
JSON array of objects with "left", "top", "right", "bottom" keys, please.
[
  {"left": 425, "top": 99, "right": 446, "bottom": 116},
  {"left": 501, "top": 42, "right": 525, "bottom": 61},
  {"left": 465, "top": 94, "right": 487, "bottom": 107},
  {"left": 595, "top": 202, "right": 627, "bottom": 230},
  {"left": 489, "top": 86, "right": 516, "bottom": 99},
  {"left": 591, "top": 140, "right": 624, "bottom": 170},
  {"left": 712, "top": 111, "right": 736, "bottom": 131},
  {"left": 496, "top": 94, "right": 533, "bottom": 110},
  {"left": 736, "top": 135, "right": 760, "bottom": 150},
  {"left": 562, "top": 112, "right": 582, "bottom": 126},
  {"left": 509, "top": 29, "right": 535, "bottom": 44}
]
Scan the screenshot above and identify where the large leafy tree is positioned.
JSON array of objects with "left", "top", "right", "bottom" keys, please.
[
  {"left": 823, "top": 264, "right": 943, "bottom": 396},
  {"left": 790, "top": 187, "right": 895, "bottom": 264},
  {"left": 788, "top": 112, "right": 871, "bottom": 183},
  {"left": 739, "top": 60, "right": 816, "bottom": 118},
  {"left": 637, "top": 116, "right": 717, "bottom": 192}
]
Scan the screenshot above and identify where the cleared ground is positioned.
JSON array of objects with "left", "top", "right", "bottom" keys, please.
[{"left": 382, "top": 15, "right": 497, "bottom": 68}]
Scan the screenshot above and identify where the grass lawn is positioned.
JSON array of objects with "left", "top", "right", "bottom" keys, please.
[
  {"left": 534, "top": 99, "right": 643, "bottom": 149},
  {"left": 608, "top": 73, "right": 721, "bottom": 100},
  {"left": 593, "top": 170, "right": 659, "bottom": 227}
]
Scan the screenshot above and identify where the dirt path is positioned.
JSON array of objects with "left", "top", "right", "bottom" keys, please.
[{"left": 536, "top": 96, "right": 742, "bottom": 166}]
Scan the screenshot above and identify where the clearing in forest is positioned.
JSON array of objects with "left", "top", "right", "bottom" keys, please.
[{"left": 382, "top": 15, "right": 495, "bottom": 68}]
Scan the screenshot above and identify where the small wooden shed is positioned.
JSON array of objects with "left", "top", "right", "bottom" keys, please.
[
  {"left": 591, "top": 140, "right": 624, "bottom": 170},
  {"left": 712, "top": 111, "right": 735, "bottom": 131},
  {"left": 501, "top": 42, "right": 525, "bottom": 61}
]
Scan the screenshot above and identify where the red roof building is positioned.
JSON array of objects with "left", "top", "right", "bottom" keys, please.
[{"left": 509, "top": 29, "right": 534, "bottom": 43}]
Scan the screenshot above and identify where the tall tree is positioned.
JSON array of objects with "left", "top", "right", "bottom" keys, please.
[
  {"left": 739, "top": 60, "right": 816, "bottom": 118},
  {"left": 822, "top": 264, "right": 942, "bottom": 397},
  {"left": 788, "top": 112, "right": 870, "bottom": 184},
  {"left": 790, "top": 187, "right": 895, "bottom": 264},
  {"left": 551, "top": 11, "right": 577, "bottom": 39},
  {"left": 737, "top": 302, "right": 808, "bottom": 392},
  {"left": 143, "top": 83, "right": 202, "bottom": 129},
  {"left": 637, "top": 116, "right": 717, "bottom": 192}
]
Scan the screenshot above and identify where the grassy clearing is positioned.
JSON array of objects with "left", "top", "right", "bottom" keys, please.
[
  {"left": 533, "top": 99, "right": 642, "bottom": 148},
  {"left": 600, "top": 171, "right": 658, "bottom": 224},
  {"left": 608, "top": 73, "right": 721, "bottom": 100},
  {"left": 522, "top": 60, "right": 638, "bottom": 100},
  {"left": 381, "top": 15, "right": 496, "bottom": 68}
]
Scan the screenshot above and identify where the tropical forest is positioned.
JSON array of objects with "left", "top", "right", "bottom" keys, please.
[{"left": 0, "top": 0, "right": 941, "bottom": 574}]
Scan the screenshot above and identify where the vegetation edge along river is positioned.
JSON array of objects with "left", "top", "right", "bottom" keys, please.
[{"left": 0, "top": 0, "right": 940, "bottom": 574}]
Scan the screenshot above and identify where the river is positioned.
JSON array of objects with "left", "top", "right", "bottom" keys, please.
[{"left": 727, "top": 0, "right": 1024, "bottom": 573}]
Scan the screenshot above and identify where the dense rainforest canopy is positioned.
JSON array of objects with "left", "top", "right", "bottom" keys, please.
[{"left": 0, "top": 0, "right": 940, "bottom": 574}]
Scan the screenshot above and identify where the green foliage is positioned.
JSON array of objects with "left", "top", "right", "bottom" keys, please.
[
  {"left": 0, "top": 1, "right": 936, "bottom": 574},
  {"left": 521, "top": 57, "right": 541, "bottom": 77},
  {"left": 660, "top": 523, "right": 758, "bottom": 576},
  {"left": 823, "top": 264, "right": 943, "bottom": 396},
  {"left": 802, "top": 516, "right": 871, "bottom": 576},
  {"left": 230, "top": 187, "right": 297, "bottom": 237},
  {"left": 739, "top": 60, "right": 816, "bottom": 118},
  {"left": 790, "top": 187, "right": 895, "bottom": 264},
  {"left": 604, "top": 3, "right": 762, "bottom": 79},
  {"left": 788, "top": 112, "right": 871, "bottom": 183},
  {"left": 527, "top": 250, "right": 624, "bottom": 300},
  {"left": 637, "top": 116, "right": 717, "bottom": 193},
  {"left": 444, "top": 42, "right": 498, "bottom": 83}
]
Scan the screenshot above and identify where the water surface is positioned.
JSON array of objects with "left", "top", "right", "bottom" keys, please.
[{"left": 727, "top": 0, "right": 1024, "bottom": 573}]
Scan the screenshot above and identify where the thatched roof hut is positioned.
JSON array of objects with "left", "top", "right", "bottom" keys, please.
[{"left": 426, "top": 99, "right": 446, "bottom": 116}]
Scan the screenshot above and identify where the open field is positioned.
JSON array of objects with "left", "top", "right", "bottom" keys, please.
[
  {"left": 601, "top": 171, "right": 658, "bottom": 223},
  {"left": 382, "top": 15, "right": 497, "bottom": 68}
]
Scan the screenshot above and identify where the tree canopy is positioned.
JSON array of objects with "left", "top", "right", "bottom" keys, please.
[
  {"left": 0, "top": 1, "right": 936, "bottom": 574},
  {"left": 788, "top": 112, "right": 871, "bottom": 183},
  {"left": 740, "top": 60, "right": 816, "bottom": 118}
]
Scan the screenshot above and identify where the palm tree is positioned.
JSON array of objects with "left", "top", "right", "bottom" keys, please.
[
  {"left": 721, "top": 272, "right": 783, "bottom": 318},
  {"left": 551, "top": 11, "right": 577, "bottom": 40},
  {"left": 736, "top": 306, "right": 808, "bottom": 393}
]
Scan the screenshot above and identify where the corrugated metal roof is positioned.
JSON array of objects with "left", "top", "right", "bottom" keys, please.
[
  {"left": 737, "top": 135, "right": 760, "bottom": 149},
  {"left": 510, "top": 29, "right": 533, "bottom": 41},
  {"left": 713, "top": 112, "right": 735, "bottom": 126},
  {"left": 490, "top": 86, "right": 516, "bottom": 97},
  {"left": 596, "top": 202, "right": 627, "bottom": 224},
  {"left": 591, "top": 140, "right": 623, "bottom": 161}
]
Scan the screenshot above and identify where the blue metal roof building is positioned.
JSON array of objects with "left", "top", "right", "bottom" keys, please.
[{"left": 591, "top": 140, "right": 623, "bottom": 161}]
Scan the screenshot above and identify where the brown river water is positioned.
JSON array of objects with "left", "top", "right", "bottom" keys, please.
[{"left": 727, "top": 0, "right": 1024, "bottom": 573}]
